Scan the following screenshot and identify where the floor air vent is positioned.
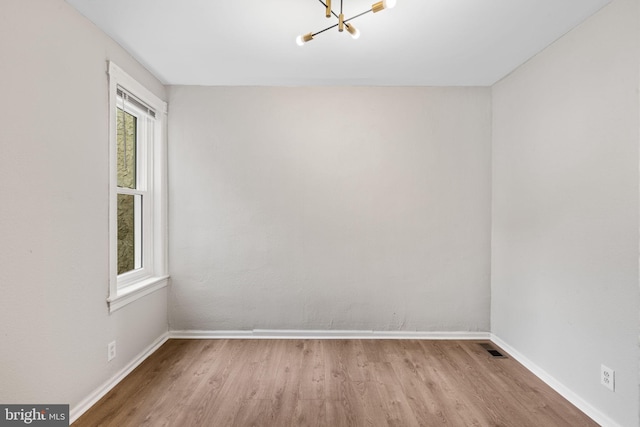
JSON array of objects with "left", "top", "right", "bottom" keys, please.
[{"left": 480, "top": 343, "right": 507, "bottom": 358}]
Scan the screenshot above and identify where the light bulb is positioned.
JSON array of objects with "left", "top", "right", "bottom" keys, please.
[
  {"left": 346, "top": 25, "right": 360, "bottom": 39},
  {"left": 296, "top": 33, "right": 314, "bottom": 46},
  {"left": 372, "top": 0, "right": 394, "bottom": 13}
]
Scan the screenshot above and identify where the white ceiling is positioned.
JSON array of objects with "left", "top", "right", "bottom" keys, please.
[{"left": 65, "top": 0, "right": 611, "bottom": 86}]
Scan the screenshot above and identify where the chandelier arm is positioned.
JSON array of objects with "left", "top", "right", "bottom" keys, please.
[
  {"left": 317, "top": 0, "right": 330, "bottom": 12},
  {"left": 312, "top": 22, "right": 340, "bottom": 37},
  {"left": 343, "top": 9, "right": 373, "bottom": 24},
  {"left": 317, "top": 0, "right": 342, "bottom": 21}
]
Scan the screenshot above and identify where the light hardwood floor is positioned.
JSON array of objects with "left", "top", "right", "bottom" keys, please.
[{"left": 74, "top": 339, "right": 598, "bottom": 426}]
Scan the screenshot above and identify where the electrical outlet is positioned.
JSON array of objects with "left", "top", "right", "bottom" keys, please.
[
  {"left": 601, "top": 364, "right": 615, "bottom": 391},
  {"left": 108, "top": 341, "right": 116, "bottom": 362}
]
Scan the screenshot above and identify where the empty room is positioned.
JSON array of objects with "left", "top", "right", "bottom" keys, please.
[{"left": 1, "top": 0, "right": 639, "bottom": 426}]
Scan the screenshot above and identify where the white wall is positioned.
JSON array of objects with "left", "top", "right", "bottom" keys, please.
[
  {"left": 491, "top": 0, "right": 639, "bottom": 426},
  {"left": 168, "top": 86, "right": 492, "bottom": 332},
  {"left": 0, "top": 0, "right": 168, "bottom": 416}
]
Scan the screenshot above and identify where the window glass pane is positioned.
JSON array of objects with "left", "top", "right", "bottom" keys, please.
[
  {"left": 117, "top": 193, "right": 142, "bottom": 275},
  {"left": 117, "top": 108, "right": 137, "bottom": 189}
]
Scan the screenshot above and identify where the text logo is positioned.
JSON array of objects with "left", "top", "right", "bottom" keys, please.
[{"left": 0, "top": 405, "right": 68, "bottom": 426}]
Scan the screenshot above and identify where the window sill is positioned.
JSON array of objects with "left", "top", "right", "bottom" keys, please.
[{"left": 107, "top": 275, "right": 169, "bottom": 313}]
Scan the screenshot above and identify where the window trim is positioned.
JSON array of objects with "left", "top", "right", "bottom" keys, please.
[{"left": 107, "top": 61, "right": 168, "bottom": 313}]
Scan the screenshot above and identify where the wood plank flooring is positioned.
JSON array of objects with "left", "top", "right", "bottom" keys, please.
[{"left": 73, "top": 339, "right": 598, "bottom": 426}]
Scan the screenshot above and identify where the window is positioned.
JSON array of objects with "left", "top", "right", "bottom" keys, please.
[{"left": 107, "top": 62, "right": 168, "bottom": 312}]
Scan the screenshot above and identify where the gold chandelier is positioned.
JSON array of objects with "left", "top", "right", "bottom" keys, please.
[{"left": 296, "top": 0, "right": 397, "bottom": 45}]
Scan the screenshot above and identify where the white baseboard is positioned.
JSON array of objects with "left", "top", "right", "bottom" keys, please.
[
  {"left": 490, "top": 334, "right": 620, "bottom": 427},
  {"left": 69, "top": 332, "right": 169, "bottom": 424},
  {"left": 170, "top": 329, "right": 491, "bottom": 340}
]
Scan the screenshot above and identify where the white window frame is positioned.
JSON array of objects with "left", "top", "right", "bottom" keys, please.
[{"left": 107, "top": 61, "right": 169, "bottom": 313}]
